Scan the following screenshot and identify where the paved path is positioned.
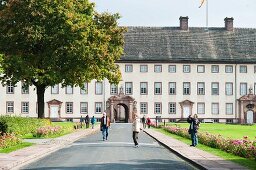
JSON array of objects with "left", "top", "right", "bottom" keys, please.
[
  {"left": 144, "top": 128, "right": 248, "bottom": 170},
  {"left": 0, "top": 126, "right": 99, "bottom": 170},
  {"left": 21, "top": 124, "right": 197, "bottom": 170}
]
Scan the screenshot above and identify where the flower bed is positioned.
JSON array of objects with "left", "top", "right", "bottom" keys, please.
[
  {"left": 0, "top": 133, "right": 22, "bottom": 149},
  {"left": 162, "top": 125, "right": 256, "bottom": 160},
  {"left": 33, "top": 126, "right": 62, "bottom": 137}
]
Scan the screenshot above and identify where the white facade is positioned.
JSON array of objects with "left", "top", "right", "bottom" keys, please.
[{"left": 1, "top": 63, "right": 256, "bottom": 122}]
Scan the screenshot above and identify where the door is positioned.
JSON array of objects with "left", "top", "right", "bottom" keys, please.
[
  {"left": 183, "top": 106, "right": 190, "bottom": 118},
  {"left": 50, "top": 105, "right": 59, "bottom": 118},
  {"left": 246, "top": 110, "right": 254, "bottom": 124}
]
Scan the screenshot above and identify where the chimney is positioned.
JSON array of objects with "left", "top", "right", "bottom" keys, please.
[
  {"left": 179, "top": 16, "right": 189, "bottom": 31},
  {"left": 224, "top": 17, "right": 234, "bottom": 31}
]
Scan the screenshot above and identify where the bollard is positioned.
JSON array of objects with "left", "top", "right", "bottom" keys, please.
[{"left": 164, "top": 119, "right": 166, "bottom": 127}]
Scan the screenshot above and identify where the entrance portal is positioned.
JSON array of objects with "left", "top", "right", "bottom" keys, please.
[
  {"left": 105, "top": 87, "right": 138, "bottom": 123},
  {"left": 114, "top": 103, "right": 129, "bottom": 123}
]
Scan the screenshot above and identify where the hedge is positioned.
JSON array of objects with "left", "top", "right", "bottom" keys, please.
[{"left": 0, "top": 116, "right": 51, "bottom": 136}]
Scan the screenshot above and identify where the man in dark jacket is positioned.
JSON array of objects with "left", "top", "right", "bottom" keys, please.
[
  {"left": 100, "top": 112, "right": 110, "bottom": 141},
  {"left": 187, "top": 114, "right": 200, "bottom": 147}
]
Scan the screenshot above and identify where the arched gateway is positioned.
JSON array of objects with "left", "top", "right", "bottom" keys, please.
[{"left": 105, "top": 88, "right": 138, "bottom": 123}]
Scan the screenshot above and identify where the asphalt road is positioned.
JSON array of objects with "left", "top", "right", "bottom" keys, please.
[{"left": 22, "top": 123, "right": 198, "bottom": 170}]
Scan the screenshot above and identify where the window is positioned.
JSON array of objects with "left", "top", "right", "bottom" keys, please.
[
  {"left": 66, "top": 85, "right": 73, "bottom": 94},
  {"left": 125, "top": 65, "right": 133, "bottom": 72},
  {"left": 154, "top": 82, "right": 162, "bottom": 95},
  {"left": 254, "top": 83, "right": 256, "bottom": 95},
  {"left": 95, "top": 82, "right": 103, "bottom": 95},
  {"left": 7, "top": 82, "right": 14, "bottom": 94},
  {"left": 6, "top": 101, "right": 14, "bottom": 113},
  {"left": 21, "top": 102, "right": 29, "bottom": 114},
  {"left": 240, "top": 65, "right": 247, "bottom": 73},
  {"left": 140, "top": 65, "right": 148, "bottom": 72},
  {"left": 80, "top": 102, "right": 88, "bottom": 114},
  {"left": 240, "top": 83, "right": 247, "bottom": 95},
  {"left": 226, "top": 103, "right": 233, "bottom": 115},
  {"left": 169, "top": 102, "right": 176, "bottom": 114},
  {"left": 80, "top": 83, "right": 88, "bottom": 94},
  {"left": 226, "top": 119, "right": 233, "bottom": 123},
  {"left": 125, "top": 82, "right": 133, "bottom": 95},
  {"left": 168, "top": 65, "right": 176, "bottom": 73},
  {"left": 169, "top": 82, "right": 176, "bottom": 95},
  {"left": 183, "top": 65, "right": 190, "bottom": 73},
  {"left": 225, "top": 65, "right": 233, "bottom": 73},
  {"left": 154, "top": 65, "right": 162, "bottom": 73},
  {"left": 225, "top": 83, "right": 233, "bottom": 95},
  {"left": 140, "top": 103, "right": 148, "bottom": 114},
  {"left": 197, "top": 65, "right": 205, "bottom": 73},
  {"left": 197, "top": 103, "right": 205, "bottom": 114},
  {"left": 154, "top": 103, "right": 162, "bottom": 114},
  {"left": 110, "top": 84, "right": 118, "bottom": 95},
  {"left": 66, "top": 102, "right": 73, "bottom": 114},
  {"left": 51, "top": 84, "right": 59, "bottom": 94},
  {"left": 197, "top": 82, "right": 205, "bottom": 95},
  {"left": 211, "top": 65, "right": 219, "bottom": 73},
  {"left": 183, "top": 82, "right": 190, "bottom": 95},
  {"left": 95, "top": 102, "right": 102, "bottom": 114},
  {"left": 212, "top": 83, "right": 219, "bottom": 95},
  {"left": 21, "top": 82, "right": 29, "bottom": 94},
  {"left": 140, "top": 82, "right": 148, "bottom": 95},
  {"left": 212, "top": 103, "right": 219, "bottom": 115}
]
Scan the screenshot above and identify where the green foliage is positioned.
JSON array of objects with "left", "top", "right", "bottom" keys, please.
[
  {"left": 0, "top": 132, "right": 22, "bottom": 149},
  {"left": 0, "top": 142, "right": 33, "bottom": 153},
  {"left": 0, "top": 116, "right": 51, "bottom": 136},
  {"left": 0, "top": 0, "right": 126, "bottom": 118}
]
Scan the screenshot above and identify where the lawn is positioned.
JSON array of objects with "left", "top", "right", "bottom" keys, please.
[
  {"left": 0, "top": 142, "right": 33, "bottom": 153},
  {"left": 164, "top": 123, "right": 256, "bottom": 140},
  {"left": 156, "top": 128, "right": 256, "bottom": 170}
]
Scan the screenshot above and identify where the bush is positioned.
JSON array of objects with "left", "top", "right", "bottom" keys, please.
[
  {"left": 0, "top": 133, "right": 22, "bottom": 149},
  {"left": 33, "top": 126, "right": 62, "bottom": 137},
  {"left": 0, "top": 116, "right": 51, "bottom": 136}
]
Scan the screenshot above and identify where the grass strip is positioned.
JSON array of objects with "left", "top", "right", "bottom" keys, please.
[
  {"left": 156, "top": 128, "right": 256, "bottom": 170},
  {"left": 0, "top": 142, "right": 33, "bottom": 153}
]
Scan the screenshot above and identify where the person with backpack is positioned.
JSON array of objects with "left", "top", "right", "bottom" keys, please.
[
  {"left": 91, "top": 116, "right": 96, "bottom": 129},
  {"left": 187, "top": 114, "right": 200, "bottom": 147}
]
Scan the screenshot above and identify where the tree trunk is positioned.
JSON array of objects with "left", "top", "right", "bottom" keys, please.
[{"left": 36, "top": 85, "right": 46, "bottom": 118}]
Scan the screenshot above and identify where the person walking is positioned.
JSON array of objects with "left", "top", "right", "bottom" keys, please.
[
  {"left": 85, "top": 115, "right": 90, "bottom": 128},
  {"left": 80, "top": 116, "right": 84, "bottom": 129},
  {"left": 187, "top": 114, "right": 200, "bottom": 147},
  {"left": 91, "top": 116, "right": 96, "bottom": 129},
  {"left": 142, "top": 115, "right": 146, "bottom": 129},
  {"left": 146, "top": 117, "right": 151, "bottom": 128},
  {"left": 132, "top": 114, "right": 141, "bottom": 147},
  {"left": 100, "top": 112, "right": 110, "bottom": 141}
]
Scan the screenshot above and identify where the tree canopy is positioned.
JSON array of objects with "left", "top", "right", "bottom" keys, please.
[{"left": 0, "top": 0, "right": 126, "bottom": 118}]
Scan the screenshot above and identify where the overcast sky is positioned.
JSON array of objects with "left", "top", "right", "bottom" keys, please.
[{"left": 91, "top": 0, "right": 256, "bottom": 28}]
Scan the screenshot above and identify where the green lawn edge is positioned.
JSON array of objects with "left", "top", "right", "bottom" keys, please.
[
  {"left": 0, "top": 142, "right": 33, "bottom": 153},
  {"left": 155, "top": 128, "right": 256, "bottom": 170}
]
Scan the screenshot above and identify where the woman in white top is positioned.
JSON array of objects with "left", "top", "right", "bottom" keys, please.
[{"left": 132, "top": 114, "right": 141, "bottom": 147}]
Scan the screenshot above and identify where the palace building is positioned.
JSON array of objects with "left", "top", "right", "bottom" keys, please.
[{"left": 1, "top": 17, "right": 256, "bottom": 124}]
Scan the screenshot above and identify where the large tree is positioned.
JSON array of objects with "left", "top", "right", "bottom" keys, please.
[{"left": 0, "top": 0, "right": 126, "bottom": 118}]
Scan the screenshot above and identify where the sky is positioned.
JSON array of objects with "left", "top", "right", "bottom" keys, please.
[{"left": 91, "top": 0, "right": 256, "bottom": 28}]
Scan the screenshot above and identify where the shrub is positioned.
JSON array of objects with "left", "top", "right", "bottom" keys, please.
[
  {"left": 0, "top": 116, "right": 51, "bottom": 136},
  {"left": 33, "top": 126, "right": 62, "bottom": 137},
  {"left": 0, "top": 133, "right": 22, "bottom": 149}
]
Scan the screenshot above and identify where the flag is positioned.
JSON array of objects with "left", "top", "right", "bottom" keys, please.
[{"left": 199, "top": 0, "right": 206, "bottom": 8}]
